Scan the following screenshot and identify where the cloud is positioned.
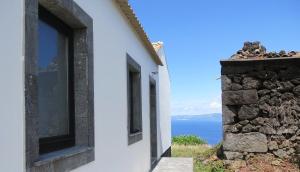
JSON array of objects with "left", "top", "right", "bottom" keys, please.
[{"left": 171, "top": 98, "right": 221, "bottom": 116}]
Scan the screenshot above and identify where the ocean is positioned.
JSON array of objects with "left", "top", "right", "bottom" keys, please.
[{"left": 171, "top": 114, "right": 223, "bottom": 145}]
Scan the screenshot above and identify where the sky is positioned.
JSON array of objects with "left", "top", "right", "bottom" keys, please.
[{"left": 129, "top": 0, "right": 300, "bottom": 116}]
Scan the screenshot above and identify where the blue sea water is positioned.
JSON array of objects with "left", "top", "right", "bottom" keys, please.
[{"left": 171, "top": 114, "right": 223, "bottom": 145}]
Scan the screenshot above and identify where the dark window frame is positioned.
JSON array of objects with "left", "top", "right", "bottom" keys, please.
[
  {"left": 38, "top": 5, "right": 76, "bottom": 155},
  {"left": 127, "top": 54, "right": 143, "bottom": 145},
  {"left": 25, "top": 0, "right": 94, "bottom": 171}
]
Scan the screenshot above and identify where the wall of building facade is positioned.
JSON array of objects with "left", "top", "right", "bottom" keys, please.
[
  {"left": 221, "top": 58, "right": 300, "bottom": 162},
  {"left": 0, "top": 0, "right": 25, "bottom": 171},
  {"left": 0, "top": 0, "right": 171, "bottom": 172}
]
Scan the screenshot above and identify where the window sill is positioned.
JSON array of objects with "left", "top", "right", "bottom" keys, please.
[
  {"left": 128, "top": 131, "right": 143, "bottom": 145},
  {"left": 33, "top": 146, "right": 94, "bottom": 170}
]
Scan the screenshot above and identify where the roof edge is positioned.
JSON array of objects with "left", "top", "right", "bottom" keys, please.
[{"left": 114, "top": 0, "right": 163, "bottom": 66}]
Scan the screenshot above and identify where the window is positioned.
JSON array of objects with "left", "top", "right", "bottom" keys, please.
[
  {"left": 38, "top": 6, "right": 75, "bottom": 154},
  {"left": 127, "top": 54, "right": 143, "bottom": 145},
  {"left": 25, "top": 0, "right": 94, "bottom": 171}
]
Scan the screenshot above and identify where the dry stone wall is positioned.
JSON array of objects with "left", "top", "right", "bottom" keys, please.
[{"left": 221, "top": 58, "right": 300, "bottom": 162}]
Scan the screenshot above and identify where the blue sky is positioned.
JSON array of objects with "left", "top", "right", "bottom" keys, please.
[{"left": 130, "top": 0, "right": 300, "bottom": 116}]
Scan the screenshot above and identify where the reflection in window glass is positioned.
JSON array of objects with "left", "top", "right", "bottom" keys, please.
[{"left": 38, "top": 19, "right": 69, "bottom": 138}]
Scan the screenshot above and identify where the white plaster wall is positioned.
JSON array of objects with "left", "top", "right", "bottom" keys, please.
[
  {"left": 156, "top": 45, "right": 172, "bottom": 156},
  {"left": 0, "top": 0, "right": 25, "bottom": 172},
  {"left": 0, "top": 0, "right": 170, "bottom": 171},
  {"left": 72, "top": 0, "right": 165, "bottom": 172}
]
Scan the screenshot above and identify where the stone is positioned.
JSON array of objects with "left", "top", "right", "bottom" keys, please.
[
  {"left": 222, "top": 106, "right": 236, "bottom": 125},
  {"left": 271, "top": 160, "right": 281, "bottom": 166},
  {"left": 223, "top": 151, "right": 243, "bottom": 160},
  {"left": 293, "top": 85, "right": 300, "bottom": 96},
  {"left": 223, "top": 132, "right": 268, "bottom": 153},
  {"left": 238, "top": 104, "right": 259, "bottom": 120},
  {"left": 277, "top": 126, "right": 298, "bottom": 135},
  {"left": 273, "top": 149, "right": 287, "bottom": 159},
  {"left": 259, "top": 125, "right": 276, "bottom": 135},
  {"left": 259, "top": 95, "right": 271, "bottom": 105},
  {"left": 277, "top": 81, "right": 294, "bottom": 92},
  {"left": 281, "top": 92, "right": 294, "bottom": 101},
  {"left": 233, "top": 76, "right": 242, "bottom": 83},
  {"left": 242, "top": 124, "right": 255, "bottom": 133},
  {"left": 259, "top": 103, "right": 270, "bottom": 114},
  {"left": 280, "top": 140, "right": 291, "bottom": 148},
  {"left": 268, "top": 118, "right": 280, "bottom": 127},
  {"left": 268, "top": 97, "right": 281, "bottom": 106},
  {"left": 291, "top": 78, "right": 300, "bottom": 85},
  {"left": 268, "top": 141, "right": 278, "bottom": 151},
  {"left": 257, "top": 71, "right": 277, "bottom": 80},
  {"left": 231, "top": 83, "right": 243, "bottom": 90},
  {"left": 222, "top": 90, "right": 258, "bottom": 105},
  {"left": 263, "top": 81, "right": 277, "bottom": 89},
  {"left": 258, "top": 89, "right": 270, "bottom": 96},
  {"left": 251, "top": 117, "right": 267, "bottom": 125},
  {"left": 221, "top": 75, "right": 232, "bottom": 91},
  {"left": 225, "top": 160, "right": 247, "bottom": 170},
  {"left": 296, "top": 145, "right": 300, "bottom": 154},
  {"left": 242, "top": 77, "right": 260, "bottom": 89},
  {"left": 239, "top": 120, "right": 249, "bottom": 125}
]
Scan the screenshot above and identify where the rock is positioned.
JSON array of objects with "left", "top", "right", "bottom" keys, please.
[
  {"left": 222, "top": 106, "right": 236, "bottom": 125},
  {"left": 287, "top": 148, "right": 295, "bottom": 155},
  {"left": 221, "top": 75, "right": 232, "bottom": 91},
  {"left": 259, "top": 125, "right": 276, "bottom": 135},
  {"left": 222, "top": 90, "right": 258, "bottom": 105},
  {"left": 238, "top": 104, "right": 259, "bottom": 120},
  {"left": 268, "top": 141, "right": 279, "bottom": 151},
  {"left": 223, "top": 132, "right": 268, "bottom": 153},
  {"left": 224, "top": 124, "right": 242, "bottom": 133},
  {"left": 271, "top": 160, "right": 281, "bottom": 166},
  {"left": 296, "top": 145, "right": 300, "bottom": 153},
  {"left": 268, "top": 118, "right": 280, "bottom": 127},
  {"left": 223, "top": 151, "right": 243, "bottom": 160},
  {"left": 257, "top": 71, "right": 277, "bottom": 80},
  {"left": 243, "top": 77, "right": 260, "bottom": 89},
  {"left": 273, "top": 149, "right": 288, "bottom": 159},
  {"left": 280, "top": 140, "right": 291, "bottom": 148},
  {"left": 231, "top": 83, "right": 243, "bottom": 90},
  {"left": 258, "top": 89, "right": 271, "bottom": 96},
  {"left": 225, "top": 160, "right": 247, "bottom": 170},
  {"left": 293, "top": 85, "right": 300, "bottom": 96},
  {"left": 259, "top": 103, "right": 270, "bottom": 114},
  {"left": 259, "top": 95, "right": 271, "bottom": 105},
  {"left": 277, "top": 126, "right": 298, "bottom": 135},
  {"left": 233, "top": 76, "right": 242, "bottom": 83},
  {"left": 277, "top": 81, "right": 294, "bottom": 92},
  {"left": 239, "top": 120, "right": 249, "bottom": 125},
  {"left": 242, "top": 124, "right": 255, "bottom": 133},
  {"left": 291, "top": 78, "right": 300, "bottom": 85},
  {"left": 251, "top": 117, "right": 267, "bottom": 125},
  {"left": 281, "top": 92, "right": 294, "bottom": 101},
  {"left": 263, "top": 81, "right": 277, "bottom": 89},
  {"left": 269, "top": 97, "right": 281, "bottom": 106}
]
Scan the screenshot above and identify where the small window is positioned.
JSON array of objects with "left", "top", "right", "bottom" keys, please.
[
  {"left": 127, "top": 55, "right": 143, "bottom": 145},
  {"left": 38, "top": 6, "right": 75, "bottom": 154}
]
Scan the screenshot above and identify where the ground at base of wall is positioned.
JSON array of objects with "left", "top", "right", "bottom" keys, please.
[
  {"left": 224, "top": 154, "right": 299, "bottom": 172},
  {"left": 171, "top": 144, "right": 299, "bottom": 172}
]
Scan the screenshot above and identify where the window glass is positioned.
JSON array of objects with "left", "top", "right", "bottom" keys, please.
[
  {"left": 38, "top": 19, "right": 70, "bottom": 138},
  {"left": 129, "top": 71, "right": 141, "bottom": 133}
]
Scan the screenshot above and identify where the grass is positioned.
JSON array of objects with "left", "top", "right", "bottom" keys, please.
[
  {"left": 172, "top": 135, "right": 207, "bottom": 145},
  {"left": 172, "top": 135, "right": 227, "bottom": 172}
]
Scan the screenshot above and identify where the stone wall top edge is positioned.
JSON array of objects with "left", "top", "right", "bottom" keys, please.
[{"left": 220, "top": 57, "right": 300, "bottom": 66}]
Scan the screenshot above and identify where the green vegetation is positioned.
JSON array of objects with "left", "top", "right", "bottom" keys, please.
[
  {"left": 172, "top": 136, "right": 227, "bottom": 172},
  {"left": 172, "top": 135, "right": 207, "bottom": 145}
]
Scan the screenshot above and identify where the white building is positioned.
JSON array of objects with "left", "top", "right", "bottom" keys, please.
[{"left": 0, "top": 0, "right": 171, "bottom": 172}]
